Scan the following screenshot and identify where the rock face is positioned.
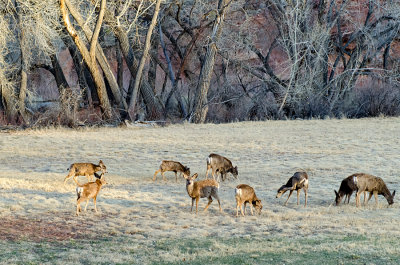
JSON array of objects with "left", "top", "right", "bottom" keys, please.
[{"left": 25, "top": 1, "right": 400, "bottom": 121}]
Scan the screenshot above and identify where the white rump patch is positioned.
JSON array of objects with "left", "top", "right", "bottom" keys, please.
[
  {"left": 76, "top": 187, "right": 83, "bottom": 195},
  {"left": 353, "top": 176, "right": 358, "bottom": 185},
  {"left": 303, "top": 179, "right": 309, "bottom": 186},
  {"left": 207, "top": 157, "right": 212, "bottom": 165},
  {"left": 235, "top": 188, "right": 242, "bottom": 197}
]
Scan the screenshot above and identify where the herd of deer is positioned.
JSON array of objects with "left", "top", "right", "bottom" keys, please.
[{"left": 63, "top": 154, "right": 396, "bottom": 217}]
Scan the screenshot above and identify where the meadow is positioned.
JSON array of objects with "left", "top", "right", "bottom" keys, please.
[{"left": 0, "top": 117, "right": 399, "bottom": 264}]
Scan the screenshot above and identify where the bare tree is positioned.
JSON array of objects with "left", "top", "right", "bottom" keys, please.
[
  {"left": 60, "top": 0, "right": 112, "bottom": 119},
  {"left": 192, "top": 0, "right": 231, "bottom": 123},
  {"left": 127, "top": 0, "right": 162, "bottom": 121}
]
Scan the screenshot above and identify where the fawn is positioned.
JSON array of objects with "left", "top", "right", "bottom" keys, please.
[
  {"left": 276, "top": 172, "right": 309, "bottom": 207},
  {"left": 64, "top": 160, "right": 107, "bottom": 184},
  {"left": 76, "top": 172, "right": 107, "bottom": 216},
  {"left": 153, "top": 160, "right": 190, "bottom": 182},
  {"left": 184, "top": 173, "right": 222, "bottom": 213},
  {"left": 206, "top": 153, "right": 238, "bottom": 182},
  {"left": 235, "top": 184, "right": 262, "bottom": 217}
]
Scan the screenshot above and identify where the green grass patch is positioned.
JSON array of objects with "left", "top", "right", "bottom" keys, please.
[{"left": 0, "top": 234, "right": 399, "bottom": 264}]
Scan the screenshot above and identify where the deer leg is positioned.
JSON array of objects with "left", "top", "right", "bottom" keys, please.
[
  {"left": 153, "top": 169, "right": 161, "bottom": 181},
  {"left": 373, "top": 191, "right": 378, "bottom": 206},
  {"left": 355, "top": 192, "right": 361, "bottom": 207},
  {"left": 76, "top": 198, "right": 84, "bottom": 216},
  {"left": 84, "top": 199, "right": 89, "bottom": 212},
  {"left": 73, "top": 176, "right": 80, "bottom": 185},
  {"left": 205, "top": 165, "right": 211, "bottom": 179},
  {"left": 85, "top": 173, "right": 91, "bottom": 182},
  {"left": 249, "top": 202, "right": 254, "bottom": 216},
  {"left": 191, "top": 198, "right": 195, "bottom": 212},
  {"left": 304, "top": 189, "right": 308, "bottom": 207},
  {"left": 366, "top": 192, "right": 373, "bottom": 204},
  {"left": 64, "top": 172, "right": 75, "bottom": 185},
  {"left": 214, "top": 193, "right": 222, "bottom": 212},
  {"left": 195, "top": 197, "right": 199, "bottom": 214},
  {"left": 240, "top": 204, "right": 244, "bottom": 216},
  {"left": 93, "top": 196, "right": 97, "bottom": 213},
  {"left": 347, "top": 191, "right": 353, "bottom": 204},
  {"left": 174, "top": 171, "right": 178, "bottom": 182},
  {"left": 244, "top": 202, "right": 247, "bottom": 215},
  {"left": 211, "top": 169, "right": 217, "bottom": 181},
  {"left": 284, "top": 190, "right": 294, "bottom": 206},
  {"left": 296, "top": 189, "right": 301, "bottom": 205},
  {"left": 161, "top": 171, "right": 167, "bottom": 181},
  {"left": 204, "top": 197, "right": 213, "bottom": 212},
  {"left": 236, "top": 201, "right": 240, "bottom": 217},
  {"left": 363, "top": 191, "right": 367, "bottom": 204}
]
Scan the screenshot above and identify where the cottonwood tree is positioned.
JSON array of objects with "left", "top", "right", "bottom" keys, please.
[
  {"left": 0, "top": 0, "right": 62, "bottom": 124},
  {"left": 191, "top": 0, "right": 232, "bottom": 123},
  {"left": 60, "top": 0, "right": 113, "bottom": 119},
  {"left": 242, "top": 0, "right": 400, "bottom": 118}
]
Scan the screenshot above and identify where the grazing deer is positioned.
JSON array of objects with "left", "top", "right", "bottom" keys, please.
[
  {"left": 334, "top": 174, "right": 368, "bottom": 205},
  {"left": 64, "top": 160, "right": 107, "bottom": 185},
  {"left": 153, "top": 160, "right": 190, "bottom": 182},
  {"left": 353, "top": 173, "right": 395, "bottom": 207},
  {"left": 76, "top": 173, "right": 107, "bottom": 216},
  {"left": 276, "top": 172, "right": 309, "bottom": 207},
  {"left": 206, "top": 153, "right": 238, "bottom": 182},
  {"left": 235, "top": 184, "right": 262, "bottom": 217},
  {"left": 184, "top": 173, "right": 222, "bottom": 214}
]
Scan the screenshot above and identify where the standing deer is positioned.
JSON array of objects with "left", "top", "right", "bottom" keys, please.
[
  {"left": 76, "top": 173, "right": 107, "bottom": 216},
  {"left": 235, "top": 184, "right": 262, "bottom": 217},
  {"left": 153, "top": 160, "right": 190, "bottom": 182},
  {"left": 64, "top": 160, "right": 107, "bottom": 185},
  {"left": 353, "top": 173, "right": 395, "bottom": 207},
  {"left": 334, "top": 174, "right": 368, "bottom": 205},
  {"left": 276, "top": 172, "right": 309, "bottom": 207},
  {"left": 184, "top": 173, "right": 222, "bottom": 213},
  {"left": 206, "top": 153, "right": 238, "bottom": 182}
]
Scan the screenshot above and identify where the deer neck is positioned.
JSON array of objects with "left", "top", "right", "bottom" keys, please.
[{"left": 186, "top": 181, "right": 196, "bottom": 198}]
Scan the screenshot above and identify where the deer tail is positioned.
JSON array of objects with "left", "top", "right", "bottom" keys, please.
[{"left": 76, "top": 187, "right": 83, "bottom": 200}]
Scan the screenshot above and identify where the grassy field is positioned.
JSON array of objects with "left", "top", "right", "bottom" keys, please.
[{"left": 0, "top": 117, "right": 399, "bottom": 264}]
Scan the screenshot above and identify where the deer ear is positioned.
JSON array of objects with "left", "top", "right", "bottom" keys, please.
[
  {"left": 392, "top": 190, "right": 396, "bottom": 197},
  {"left": 99, "top": 160, "right": 103, "bottom": 163},
  {"left": 192, "top": 173, "right": 198, "bottom": 179},
  {"left": 334, "top": 190, "right": 338, "bottom": 196}
]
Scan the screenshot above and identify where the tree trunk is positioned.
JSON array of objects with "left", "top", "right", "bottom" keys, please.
[
  {"left": 127, "top": 0, "right": 162, "bottom": 121},
  {"left": 60, "top": 0, "right": 112, "bottom": 119},
  {"left": 50, "top": 54, "right": 70, "bottom": 93},
  {"left": 64, "top": 0, "right": 127, "bottom": 115},
  {"left": 192, "top": 0, "right": 230, "bottom": 123},
  {"left": 97, "top": 0, "right": 163, "bottom": 120},
  {"left": 16, "top": 1, "right": 30, "bottom": 124}
]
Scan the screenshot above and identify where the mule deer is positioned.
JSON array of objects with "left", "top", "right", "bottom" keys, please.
[
  {"left": 276, "top": 172, "right": 309, "bottom": 207},
  {"left": 153, "top": 160, "right": 190, "bottom": 182},
  {"left": 64, "top": 160, "right": 107, "bottom": 185},
  {"left": 353, "top": 173, "right": 395, "bottom": 207},
  {"left": 206, "top": 153, "right": 238, "bottom": 182},
  {"left": 235, "top": 184, "right": 262, "bottom": 217},
  {"left": 76, "top": 173, "right": 107, "bottom": 216},
  {"left": 334, "top": 174, "right": 368, "bottom": 205},
  {"left": 184, "top": 173, "right": 222, "bottom": 213}
]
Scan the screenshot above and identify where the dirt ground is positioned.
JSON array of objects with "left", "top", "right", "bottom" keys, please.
[{"left": 0, "top": 118, "right": 399, "bottom": 264}]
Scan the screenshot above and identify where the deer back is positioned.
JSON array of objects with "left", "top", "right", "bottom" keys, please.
[
  {"left": 194, "top": 179, "right": 219, "bottom": 198},
  {"left": 161, "top": 160, "right": 190, "bottom": 175}
]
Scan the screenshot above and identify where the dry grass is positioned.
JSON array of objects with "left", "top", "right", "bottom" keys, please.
[{"left": 1, "top": 117, "right": 400, "bottom": 264}]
